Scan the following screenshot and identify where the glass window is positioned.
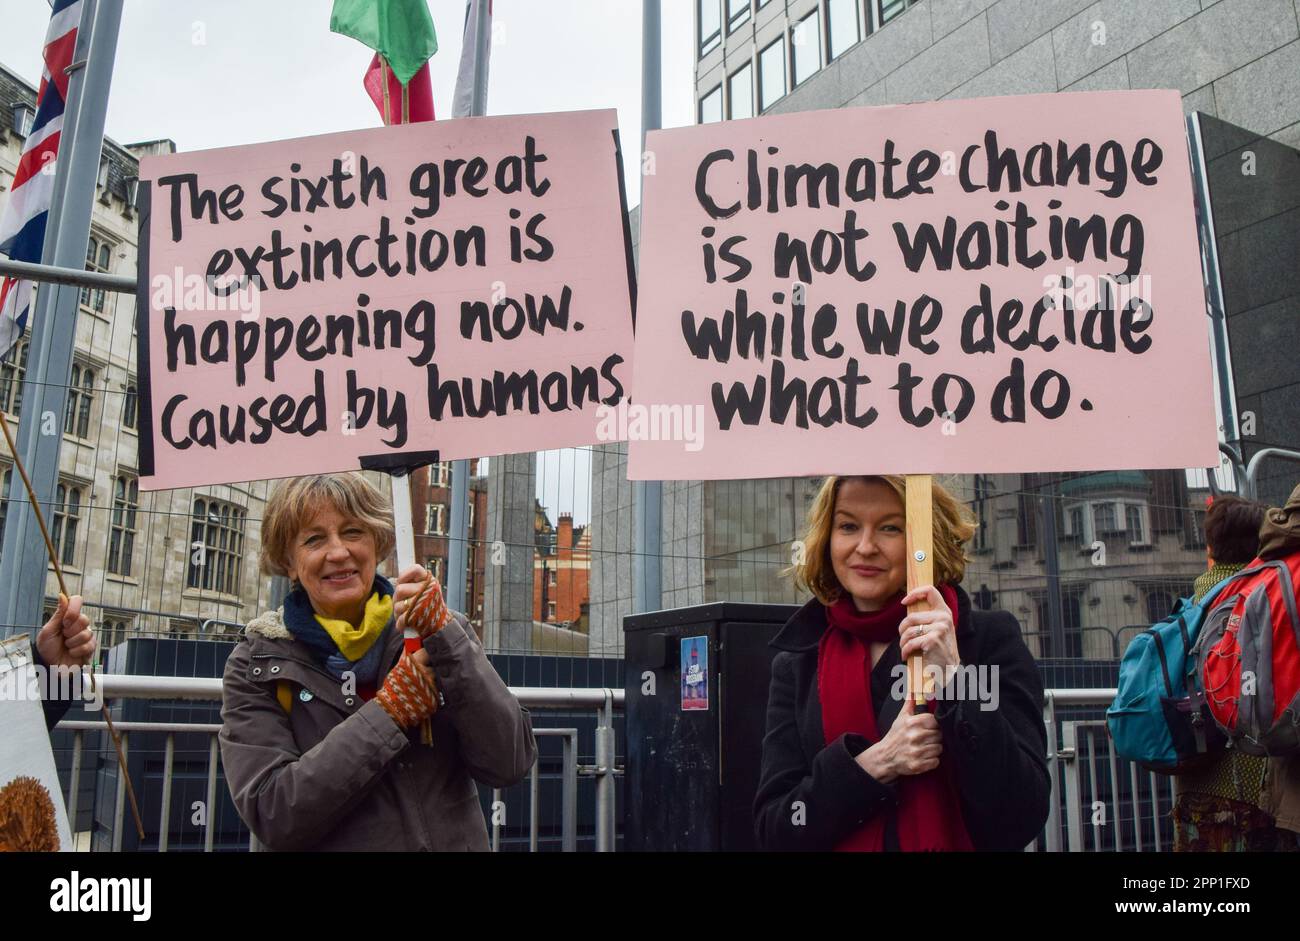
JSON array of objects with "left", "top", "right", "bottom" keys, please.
[
  {"left": 827, "top": 0, "right": 861, "bottom": 60},
  {"left": 728, "top": 62, "right": 753, "bottom": 120},
  {"left": 792, "top": 10, "right": 822, "bottom": 87},
  {"left": 187, "top": 497, "right": 246, "bottom": 595},
  {"left": 1069, "top": 506, "right": 1085, "bottom": 544},
  {"left": 51, "top": 483, "right": 82, "bottom": 567},
  {"left": 759, "top": 36, "right": 786, "bottom": 111},
  {"left": 727, "top": 0, "right": 750, "bottom": 33},
  {"left": 1093, "top": 501, "right": 1117, "bottom": 534},
  {"left": 64, "top": 363, "right": 95, "bottom": 438},
  {"left": 1126, "top": 504, "right": 1147, "bottom": 544},
  {"left": 878, "top": 0, "right": 908, "bottom": 25},
  {"left": 101, "top": 617, "right": 131, "bottom": 650},
  {"left": 108, "top": 474, "right": 138, "bottom": 576},
  {"left": 699, "top": 0, "right": 722, "bottom": 56},
  {"left": 123, "top": 382, "right": 137, "bottom": 430},
  {"left": 0, "top": 335, "right": 29, "bottom": 416},
  {"left": 81, "top": 235, "right": 113, "bottom": 313},
  {"left": 700, "top": 85, "right": 723, "bottom": 124}
]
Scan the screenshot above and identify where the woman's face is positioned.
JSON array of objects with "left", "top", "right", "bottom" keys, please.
[
  {"left": 829, "top": 478, "right": 908, "bottom": 612},
  {"left": 286, "top": 503, "right": 378, "bottom": 623}
]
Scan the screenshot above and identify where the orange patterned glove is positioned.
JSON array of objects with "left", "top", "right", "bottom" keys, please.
[
  {"left": 404, "top": 573, "right": 452, "bottom": 639},
  {"left": 375, "top": 652, "right": 439, "bottom": 729}
]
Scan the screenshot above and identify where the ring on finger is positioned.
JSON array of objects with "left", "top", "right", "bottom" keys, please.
[{"left": 911, "top": 625, "right": 925, "bottom": 638}]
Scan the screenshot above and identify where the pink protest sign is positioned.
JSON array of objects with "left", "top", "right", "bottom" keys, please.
[
  {"left": 626, "top": 90, "right": 1217, "bottom": 480},
  {"left": 136, "top": 109, "right": 634, "bottom": 490}
]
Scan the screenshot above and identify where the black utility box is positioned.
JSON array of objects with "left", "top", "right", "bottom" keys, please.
[{"left": 623, "top": 602, "right": 798, "bottom": 851}]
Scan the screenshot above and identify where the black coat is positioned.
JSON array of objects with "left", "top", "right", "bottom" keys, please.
[
  {"left": 752, "top": 584, "right": 1050, "bottom": 851},
  {"left": 33, "top": 642, "right": 72, "bottom": 731}
]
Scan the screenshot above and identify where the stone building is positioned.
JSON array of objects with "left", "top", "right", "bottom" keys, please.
[{"left": 587, "top": 0, "right": 1300, "bottom": 659}]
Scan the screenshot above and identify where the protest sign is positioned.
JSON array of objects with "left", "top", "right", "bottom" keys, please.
[
  {"left": 136, "top": 109, "right": 635, "bottom": 490},
  {"left": 626, "top": 90, "right": 1217, "bottom": 480},
  {"left": 0, "top": 636, "right": 73, "bottom": 851}
]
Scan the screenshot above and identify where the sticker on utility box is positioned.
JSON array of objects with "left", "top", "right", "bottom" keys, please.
[{"left": 681, "top": 636, "right": 709, "bottom": 711}]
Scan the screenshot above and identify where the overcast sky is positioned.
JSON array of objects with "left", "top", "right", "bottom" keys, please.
[{"left": 0, "top": 0, "right": 695, "bottom": 526}]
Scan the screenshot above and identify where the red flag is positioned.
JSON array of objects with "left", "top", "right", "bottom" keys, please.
[{"left": 364, "top": 53, "right": 434, "bottom": 124}]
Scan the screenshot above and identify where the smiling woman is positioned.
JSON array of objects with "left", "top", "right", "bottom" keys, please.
[
  {"left": 753, "top": 474, "right": 1050, "bottom": 852},
  {"left": 217, "top": 472, "right": 536, "bottom": 851}
]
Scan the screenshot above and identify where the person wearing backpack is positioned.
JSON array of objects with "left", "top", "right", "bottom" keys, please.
[
  {"left": 1172, "top": 494, "right": 1284, "bottom": 851},
  {"left": 1256, "top": 483, "right": 1300, "bottom": 845}
]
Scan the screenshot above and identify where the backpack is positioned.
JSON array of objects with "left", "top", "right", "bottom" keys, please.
[
  {"left": 1197, "top": 555, "right": 1300, "bottom": 757},
  {"left": 1106, "top": 578, "right": 1233, "bottom": 774}
]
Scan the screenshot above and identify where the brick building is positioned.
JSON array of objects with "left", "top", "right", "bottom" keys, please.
[{"left": 533, "top": 512, "right": 591, "bottom": 628}]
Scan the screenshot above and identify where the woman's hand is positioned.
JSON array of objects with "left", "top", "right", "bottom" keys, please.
[
  {"left": 392, "top": 564, "right": 429, "bottom": 632},
  {"left": 36, "top": 594, "right": 96, "bottom": 669},
  {"left": 898, "top": 585, "right": 960, "bottom": 676},
  {"left": 855, "top": 695, "right": 943, "bottom": 784}
]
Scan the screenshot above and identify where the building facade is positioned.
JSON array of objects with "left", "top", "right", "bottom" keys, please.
[
  {"left": 587, "top": 0, "right": 1300, "bottom": 659},
  {"left": 533, "top": 511, "right": 591, "bottom": 627}
]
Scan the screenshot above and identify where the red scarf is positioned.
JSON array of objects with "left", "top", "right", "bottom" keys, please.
[{"left": 818, "top": 584, "right": 973, "bottom": 851}]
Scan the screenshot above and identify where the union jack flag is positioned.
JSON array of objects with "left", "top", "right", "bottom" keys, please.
[{"left": 0, "top": 0, "right": 85, "bottom": 362}]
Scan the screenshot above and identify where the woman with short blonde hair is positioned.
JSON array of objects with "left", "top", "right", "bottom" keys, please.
[
  {"left": 754, "top": 474, "right": 1049, "bottom": 851},
  {"left": 219, "top": 472, "right": 536, "bottom": 851}
]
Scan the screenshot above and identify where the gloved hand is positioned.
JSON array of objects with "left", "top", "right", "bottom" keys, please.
[
  {"left": 375, "top": 650, "right": 439, "bottom": 729},
  {"left": 398, "top": 572, "right": 452, "bottom": 639}
]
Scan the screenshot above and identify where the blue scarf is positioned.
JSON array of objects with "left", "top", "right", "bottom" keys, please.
[{"left": 283, "top": 573, "right": 395, "bottom": 685}]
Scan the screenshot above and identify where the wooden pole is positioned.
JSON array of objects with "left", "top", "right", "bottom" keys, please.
[
  {"left": 379, "top": 56, "right": 392, "bottom": 125},
  {"left": 0, "top": 410, "right": 145, "bottom": 840},
  {"left": 904, "top": 474, "right": 934, "bottom": 706}
]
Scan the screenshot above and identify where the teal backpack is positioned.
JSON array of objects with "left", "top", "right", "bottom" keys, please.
[{"left": 1106, "top": 576, "right": 1234, "bottom": 774}]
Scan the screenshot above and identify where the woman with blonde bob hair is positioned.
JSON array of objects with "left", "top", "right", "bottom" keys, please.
[
  {"left": 218, "top": 472, "right": 535, "bottom": 851},
  {"left": 753, "top": 475, "right": 1049, "bottom": 851}
]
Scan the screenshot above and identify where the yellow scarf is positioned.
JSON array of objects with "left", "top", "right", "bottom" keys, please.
[{"left": 313, "top": 591, "right": 393, "bottom": 661}]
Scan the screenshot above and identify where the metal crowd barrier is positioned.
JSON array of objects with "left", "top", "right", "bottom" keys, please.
[
  {"left": 56, "top": 679, "right": 1187, "bottom": 853},
  {"left": 57, "top": 675, "right": 624, "bottom": 852}
]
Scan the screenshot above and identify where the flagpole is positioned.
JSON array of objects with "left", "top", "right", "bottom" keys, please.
[
  {"left": 447, "top": 0, "right": 491, "bottom": 616},
  {"left": 0, "top": 0, "right": 122, "bottom": 643},
  {"left": 379, "top": 56, "right": 392, "bottom": 125},
  {"left": 632, "top": 0, "right": 662, "bottom": 615}
]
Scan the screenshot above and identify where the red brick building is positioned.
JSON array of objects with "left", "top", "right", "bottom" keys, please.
[{"left": 533, "top": 512, "right": 590, "bottom": 628}]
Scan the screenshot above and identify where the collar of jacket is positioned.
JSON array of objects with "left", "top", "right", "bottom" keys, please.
[
  {"left": 770, "top": 583, "right": 974, "bottom": 652},
  {"left": 241, "top": 608, "right": 403, "bottom": 684}
]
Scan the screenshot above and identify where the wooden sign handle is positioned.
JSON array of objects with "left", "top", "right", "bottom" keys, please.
[{"left": 904, "top": 474, "right": 934, "bottom": 706}]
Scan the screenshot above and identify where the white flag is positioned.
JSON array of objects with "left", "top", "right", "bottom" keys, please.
[{"left": 452, "top": 0, "right": 491, "bottom": 118}]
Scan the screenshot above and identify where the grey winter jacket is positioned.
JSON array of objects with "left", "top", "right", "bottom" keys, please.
[{"left": 218, "top": 607, "right": 536, "bottom": 851}]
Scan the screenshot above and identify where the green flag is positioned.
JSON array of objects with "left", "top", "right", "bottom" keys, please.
[{"left": 331, "top": 0, "right": 438, "bottom": 86}]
